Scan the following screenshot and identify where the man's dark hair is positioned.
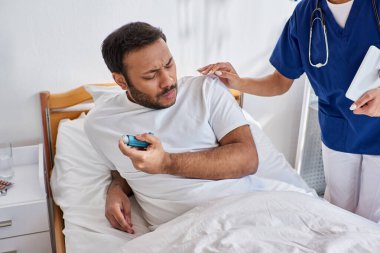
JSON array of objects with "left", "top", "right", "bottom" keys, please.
[{"left": 101, "top": 22, "right": 167, "bottom": 74}]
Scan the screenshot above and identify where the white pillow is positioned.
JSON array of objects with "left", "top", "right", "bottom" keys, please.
[
  {"left": 51, "top": 114, "right": 150, "bottom": 252},
  {"left": 243, "top": 111, "right": 312, "bottom": 192},
  {"left": 84, "top": 84, "right": 124, "bottom": 106}
]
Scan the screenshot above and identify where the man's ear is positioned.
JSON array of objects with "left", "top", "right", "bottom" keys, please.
[{"left": 112, "top": 72, "right": 128, "bottom": 90}]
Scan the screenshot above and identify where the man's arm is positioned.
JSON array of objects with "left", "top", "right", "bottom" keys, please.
[
  {"left": 118, "top": 124, "right": 258, "bottom": 180},
  {"left": 105, "top": 170, "right": 134, "bottom": 234}
]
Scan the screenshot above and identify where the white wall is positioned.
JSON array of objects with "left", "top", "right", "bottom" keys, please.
[{"left": 0, "top": 0, "right": 303, "bottom": 166}]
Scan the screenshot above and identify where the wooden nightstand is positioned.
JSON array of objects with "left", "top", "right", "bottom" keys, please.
[{"left": 0, "top": 144, "right": 52, "bottom": 253}]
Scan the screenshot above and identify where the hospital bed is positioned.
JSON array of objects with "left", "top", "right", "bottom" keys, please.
[{"left": 40, "top": 84, "right": 380, "bottom": 253}]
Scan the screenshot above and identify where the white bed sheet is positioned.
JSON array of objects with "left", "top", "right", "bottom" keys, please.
[
  {"left": 120, "top": 192, "right": 380, "bottom": 253},
  {"left": 51, "top": 107, "right": 380, "bottom": 252}
]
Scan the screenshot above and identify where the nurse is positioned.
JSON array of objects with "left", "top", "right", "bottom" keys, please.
[{"left": 199, "top": 0, "right": 380, "bottom": 222}]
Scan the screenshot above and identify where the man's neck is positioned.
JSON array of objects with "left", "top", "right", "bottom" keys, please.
[
  {"left": 328, "top": 0, "right": 352, "bottom": 4},
  {"left": 126, "top": 91, "right": 137, "bottom": 103}
]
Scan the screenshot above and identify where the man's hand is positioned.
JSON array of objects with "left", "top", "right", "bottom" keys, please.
[
  {"left": 105, "top": 171, "right": 134, "bottom": 234},
  {"left": 197, "top": 62, "right": 242, "bottom": 90},
  {"left": 351, "top": 88, "right": 380, "bottom": 117},
  {"left": 118, "top": 133, "right": 169, "bottom": 174}
]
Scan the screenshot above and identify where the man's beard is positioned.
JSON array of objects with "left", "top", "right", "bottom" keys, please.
[{"left": 126, "top": 77, "right": 177, "bottom": 109}]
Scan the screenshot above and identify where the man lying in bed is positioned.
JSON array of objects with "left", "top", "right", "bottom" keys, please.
[{"left": 85, "top": 22, "right": 308, "bottom": 234}]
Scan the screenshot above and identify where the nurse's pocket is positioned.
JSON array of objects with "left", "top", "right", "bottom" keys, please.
[{"left": 319, "top": 111, "right": 347, "bottom": 148}]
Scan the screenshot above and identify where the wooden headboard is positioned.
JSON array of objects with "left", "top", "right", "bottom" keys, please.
[
  {"left": 40, "top": 83, "right": 115, "bottom": 253},
  {"left": 39, "top": 83, "right": 242, "bottom": 253}
]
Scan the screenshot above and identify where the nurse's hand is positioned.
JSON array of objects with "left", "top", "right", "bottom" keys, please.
[
  {"left": 106, "top": 178, "right": 134, "bottom": 234},
  {"left": 118, "top": 133, "right": 169, "bottom": 174},
  {"left": 351, "top": 88, "right": 380, "bottom": 117},
  {"left": 197, "top": 62, "right": 242, "bottom": 90}
]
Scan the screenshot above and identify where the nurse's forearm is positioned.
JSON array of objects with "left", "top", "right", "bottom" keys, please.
[{"left": 238, "top": 70, "right": 294, "bottom": 96}]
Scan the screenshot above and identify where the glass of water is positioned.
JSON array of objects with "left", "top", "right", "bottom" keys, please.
[{"left": 0, "top": 143, "right": 14, "bottom": 180}]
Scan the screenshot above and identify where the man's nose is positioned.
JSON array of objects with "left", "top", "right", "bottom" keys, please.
[{"left": 159, "top": 70, "right": 174, "bottom": 89}]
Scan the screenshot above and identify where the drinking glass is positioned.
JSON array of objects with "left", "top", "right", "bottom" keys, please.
[{"left": 0, "top": 143, "right": 14, "bottom": 180}]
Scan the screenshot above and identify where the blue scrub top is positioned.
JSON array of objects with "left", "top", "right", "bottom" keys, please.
[{"left": 270, "top": 0, "right": 380, "bottom": 155}]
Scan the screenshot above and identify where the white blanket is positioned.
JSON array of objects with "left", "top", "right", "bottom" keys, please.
[
  {"left": 120, "top": 191, "right": 380, "bottom": 253},
  {"left": 52, "top": 110, "right": 380, "bottom": 252}
]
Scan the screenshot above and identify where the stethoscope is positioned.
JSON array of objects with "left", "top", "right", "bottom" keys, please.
[{"left": 309, "top": 0, "right": 380, "bottom": 69}]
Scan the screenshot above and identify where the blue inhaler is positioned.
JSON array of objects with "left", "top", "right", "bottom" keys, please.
[{"left": 122, "top": 134, "right": 152, "bottom": 148}]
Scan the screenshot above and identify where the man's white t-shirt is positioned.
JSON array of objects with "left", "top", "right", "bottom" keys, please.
[{"left": 85, "top": 76, "right": 263, "bottom": 228}]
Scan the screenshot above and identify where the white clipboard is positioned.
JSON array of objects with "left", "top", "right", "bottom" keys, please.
[{"left": 345, "top": 45, "right": 380, "bottom": 102}]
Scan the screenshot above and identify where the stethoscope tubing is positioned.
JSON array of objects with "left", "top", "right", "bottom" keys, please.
[{"left": 309, "top": 0, "right": 380, "bottom": 68}]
